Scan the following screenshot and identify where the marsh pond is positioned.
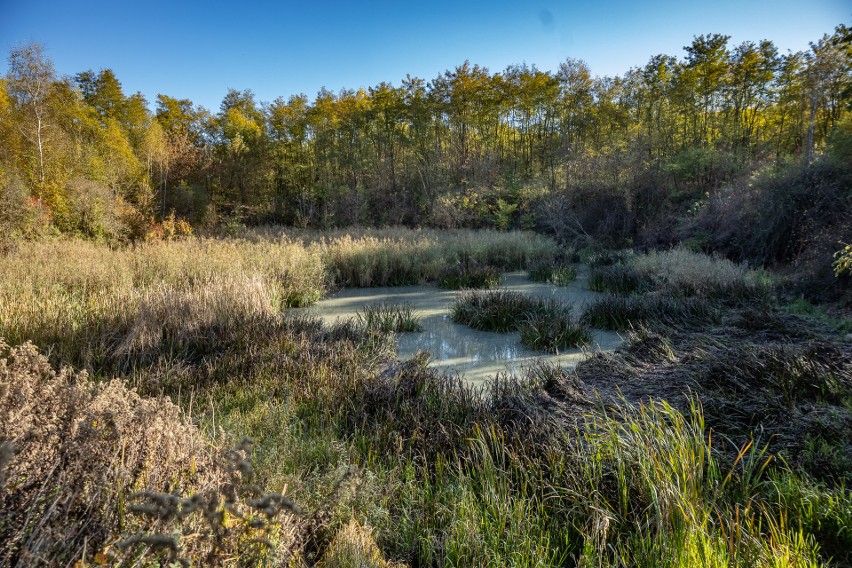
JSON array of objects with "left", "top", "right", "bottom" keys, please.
[{"left": 301, "top": 267, "right": 623, "bottom": 384}]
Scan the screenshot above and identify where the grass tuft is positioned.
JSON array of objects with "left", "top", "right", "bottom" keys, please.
[
  {"left": 356, "top": 303, "right": 422, "bottom": 333},
  {"left": 437, "top": 263, "right": 501, "bottom": 289},
  {"left": 582, "top": 293, "right": 720, "bottom": 331},
  {"left": 528, "top": 260, "right": 577, "bottom": 286},
  {"left": 450, "top": 290, "right": 543, "bottom": 332},
  {"left": 519, "top": 301, "right": 592, "bottom": 352}
]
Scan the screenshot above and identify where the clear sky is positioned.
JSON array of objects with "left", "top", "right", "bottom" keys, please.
[{"left": 1, "top": 0, "right": 849, "bottom": 111}]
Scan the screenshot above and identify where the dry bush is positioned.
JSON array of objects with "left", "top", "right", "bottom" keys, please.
[
  {"left": 0, "top": 341, "right": 305, "bottom": 566},
  {"left": 0, "top": 340, "right": 216, "bottom": 565}
]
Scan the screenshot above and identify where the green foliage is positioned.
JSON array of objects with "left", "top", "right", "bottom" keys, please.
[{"left": 833, "top": 242, "right": 852, "bottom": 277}]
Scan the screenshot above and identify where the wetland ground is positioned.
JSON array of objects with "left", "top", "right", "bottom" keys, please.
[{"left": 1, "top": 229, "right": 850, "bottom": 567}]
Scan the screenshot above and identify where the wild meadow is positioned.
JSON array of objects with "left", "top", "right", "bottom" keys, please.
[{"left": 1, "top": 228, "right": 850, "bottom": 567}]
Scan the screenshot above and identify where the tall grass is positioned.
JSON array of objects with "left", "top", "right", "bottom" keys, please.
[
  {"left": 629, "top": 248, "right": 773, "bottom": 302},
  {"left": 0, "top": 229, "right": 558, "bottom": 372},
  {"left": 316, "top": 228, "right": 559, "bottom": 287}
]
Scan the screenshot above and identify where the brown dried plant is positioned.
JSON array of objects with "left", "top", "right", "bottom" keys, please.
[{"left": 0, "top": 340, "right": 303, "bottom": 566}]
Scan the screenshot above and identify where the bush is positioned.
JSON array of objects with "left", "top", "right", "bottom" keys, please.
[{"left": 63, "top": 177, "right": 129, "bottom": 241}]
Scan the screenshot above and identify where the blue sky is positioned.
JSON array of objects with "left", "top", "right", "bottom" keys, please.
[{"left": 1, "top": 0, "right": 849, "bottom": 111}]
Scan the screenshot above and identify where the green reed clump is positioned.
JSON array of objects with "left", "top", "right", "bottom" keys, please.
[
  {"left": 451, "top": 290, "right": 546, "bottom": 332},
  {"left": 766, "top": 471, "right": 852, "bottom": 564},
  {"left": 437, "top": 263, "right": 501, "bottom": 289},
  {"left": 519, "top": 301, "right": 591, "bottom": 352},
  {"left": 566, "top": 399, "right": 824, "bottom": 567},
  {"left": 528, "top": 260, "right": 577, "bottom": 286},
  {"left": 356, "top": 303, "right": 422, "bottom": 333},
  {"left": 582, "top": 294, "right": 720, "bottom": 331}
]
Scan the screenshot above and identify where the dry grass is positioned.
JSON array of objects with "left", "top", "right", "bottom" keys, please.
[
  {"left": 317, "top": 519, "right": 404, "bottom": 568},
  {"left": 0, "top": 229, "right": 558, "bottom": 373},
  {"left": 631, "top": 248, "right": 773, "bottom": 301}
]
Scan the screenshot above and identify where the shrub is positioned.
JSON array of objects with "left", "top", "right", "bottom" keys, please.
[{"left": 0, "top": 341, "right": 212, "bottom": 564}]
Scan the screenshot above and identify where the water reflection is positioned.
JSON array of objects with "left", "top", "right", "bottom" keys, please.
[{"left": 300, "top": 270, "right": 623, "bottom": 384}]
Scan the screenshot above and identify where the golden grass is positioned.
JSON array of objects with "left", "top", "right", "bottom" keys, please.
[{"left": 0, "top": 229, "right": 557, "bottom": 371}]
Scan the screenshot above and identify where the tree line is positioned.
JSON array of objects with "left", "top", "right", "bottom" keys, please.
[{"left": 1, "top": 25, "right": 850, "bottom": 242}]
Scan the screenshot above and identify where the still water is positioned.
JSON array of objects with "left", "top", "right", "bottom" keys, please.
[{"left": 301, "top": 269, "right": 623, "bottom": 384}]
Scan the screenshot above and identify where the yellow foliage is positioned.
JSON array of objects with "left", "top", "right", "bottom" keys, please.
[{"left": 834, "top": 242, "right": 852, "bottom": 277}]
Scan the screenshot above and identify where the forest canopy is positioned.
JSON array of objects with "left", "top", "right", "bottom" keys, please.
[{"left": 1, "top": 25, "right": 850, "bottom": 246}]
